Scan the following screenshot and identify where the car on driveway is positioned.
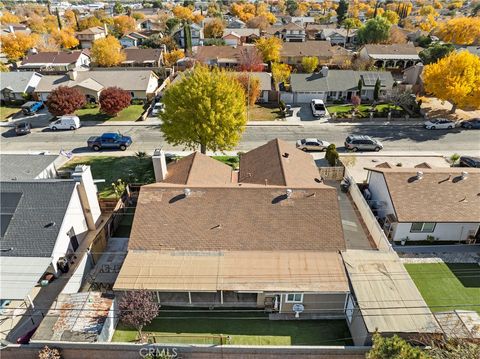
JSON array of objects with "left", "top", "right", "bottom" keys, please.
[
  {"left": 461, "top": 118, "right": 480, "bottom": 129},
  {"left": 459, "top": 156, "right": 480, "bottom": 168},
  {"left": 296, "top": 138, "right": 330, "bottom": 151},
  {"left": 151, "top": 102, "right": 165, "bottom": 116},
  {"left": 21, "top": 101, "right": 44, "bottom": 115},
  {"left": 345, "top": 135, "right": 383, "bottom": 152},
  {"left": 310, "top": 99, "right": 326, "bottom": 117},
  {"left": 15, "top": 122, "right": 31, "bottom": 136},
  {"left": 424, "top": 118, "right": 455, "bottom": 129},
  {"left": 87, "top": 133, "right": 132, "bottom": 151}
]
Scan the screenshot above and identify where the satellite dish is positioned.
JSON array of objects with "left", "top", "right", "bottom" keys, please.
[{"left": 292, "top": 303, "right": 304, "bottom": 318}]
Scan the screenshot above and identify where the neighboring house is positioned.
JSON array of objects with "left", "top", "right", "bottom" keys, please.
[
  {"left": 76, "top": 26, "right": 107, "bottom": 49},
  {"left": 402, "top": 62, "right": 423, "bottom": 86},
  {"left": 289, "top": 68, "right": 394, "bottom": 103},
  {"left": 222, "top": 28, "right": 260, "bottom": 46},
  {"left": 0, "top": 165, "right": 101, "bottom": 302},
  {"left": 0, "top": 71, "right": 43, "bottom": 103},
  {"left": 115, "top": 139, "right": 349, "bottom": 318},
  {"left": 35, "top": 69, "right": 159, "bottom": 102},
  {"left": 267, "top": 22, "right": 306, "bottom": 42},
  {"left": 0, "top": 23, "right": 31, "bottom": 36},
  {"left": 343, "top": 250, "right": 441, "bottom": 346},
  {"left": 193, "top": 45, "right": 260, "bottom": 68},
  {"left": 31, "top": 292, "right": 117, "bottom": 343},
  {"left": 121, "top": 48, "right": 163, "bottom": 67},
  {"left": 18, "top": 50, "right": 91, "bottom": 73},
  {"left": 317, "top": 28, "right": 358, "bottom": 46},
  {"left": 173, "top": 23, "right": 203, "bottom": 48},
  {"left": 280, "top": 41, "right": 351, "bottom": 67},
  {"left": 231, "top": 71, "right": 273, "bottom": 103},
  {"left": 139, "top": 19, "right": 154, "bottom": 31},
  {"left": 0, "top": 154, "right": 63, "bottom": 181},
  {"left": 227, "top": 18, "right": 246, "bottom": 28},
  {"left": 289, "top": 16, "right": 316, "bottom": 26},
  {"left": 305, "top": 24, "right": 331, "bottom": 40},
  {"left": 359, "top": 43, "right": 422, "bottom": 68},
  {"left": 364, "top": 167, "right": 480, "bottom": 243},
  {"left": 120, "top": 32, "right": 149, "bottom": 48}
]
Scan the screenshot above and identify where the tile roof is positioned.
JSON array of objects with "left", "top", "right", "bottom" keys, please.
[
  {"left": 20, "top": 51, "right": 86, "bottom": 66},
  {"left": 0, "top": 154, "right": 59, "bottom": 180},
  {"left": 0, "top": 181, "right": 77, "bottom": 257},
  {"left": 239, "top": 138, "right": 322, "bottom": 186},
  {"left": 366, "top": 167, "right": 480, "bottom": 222}
]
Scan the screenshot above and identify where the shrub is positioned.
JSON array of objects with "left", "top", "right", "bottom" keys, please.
[
  {"left": 450, "top": 153, "right": 460, "bottom": 166},
  {"left": 325, "top": 144, "right": 339, "bottom": 166},
  {"left": 131, "top": 99, "right": 145, "bottom": 105}
]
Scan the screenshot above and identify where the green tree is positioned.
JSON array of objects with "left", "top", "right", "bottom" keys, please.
[
  {"left": 367, "top": 333, "right": 428, "bottom": 359},
  {"left": 301, "top": 56, "right": 318, "bottom": 73},
  {"left": 419, "top": 43, "right": 455, "bottom": 64},
  {"left": 357, "top": 16, "right": 391, "bottom": 44},
  {"left": 286, "top": 0, "right": 298, "bottom": 16},
  {"left": 113, "top": 1, "right": 124, "bottom": 15},
  {"left": 161, "top": 66, "right": 247, "bottom": 154},
  {"left": 325, "top": 144, "right": 339, "bottom": 166},
  {"left": 183, "top": 24, "right": 192, "bottom": 52},
  {"left": 374, "top": 78, "right": 381, "bottom": 101},
  {"left": 342, "top": 18, "right": 361, "bottom": 45},
  {"left": 337, "top": 0, "right": 349, "bottom": 25},
  {"left": 357, "top": 78, "right": 363, "bottom": 94}
]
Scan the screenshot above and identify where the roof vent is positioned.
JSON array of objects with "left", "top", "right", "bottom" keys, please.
[
  {"left": 416, "top": 171, "right": 423, "bottom": 180},
  {"left": 283, "top": 152, "right": 289, "bottom": 158},
  {"left": 44, "top": 222, "right": 56, "bottom": 228},
  {"left": 183, "top": 188, "right": 191, "bottom": 197},
  {"left": 286, "top": 189, "right": 293, "bottom": 198},
  {"left": 461, "top": 171, "right": 468, "bottom": 180}
]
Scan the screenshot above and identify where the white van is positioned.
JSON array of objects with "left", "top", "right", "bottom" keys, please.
[
  {"left": 49, "top": 115, "right": 81, "bottom": 131},
  {"left": 311, "top": 99, "right": 326, "bottom": 117}
]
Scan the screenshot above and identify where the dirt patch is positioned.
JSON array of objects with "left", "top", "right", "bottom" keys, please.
[{"left": 420, "top": 97, "right": 480, "bottom": 121}]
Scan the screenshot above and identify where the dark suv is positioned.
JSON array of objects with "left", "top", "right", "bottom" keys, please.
[
  {"left": 459, "top": 156, "right": 480, "bottom": 168},
  {"left": 345, "top": 135, "right": 383, "bottom": 152},
  {"left": 15, "top": 122, "right": 31, "bottom": 136}
]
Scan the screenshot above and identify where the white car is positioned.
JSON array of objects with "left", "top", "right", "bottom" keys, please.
[
  {"left": 49, "top": 115, "right": 81, "bottom": 131},
  {"left": 311, "top": 99, "right": 326, "bottom": 117},
  {"left": 424, "top": 118, "right": 456, "bottom": 130},
  {"left": 296, "top": 138, "right": 330, "bottom": 151},
  {"left": 151, "top": 102, "right": 165, "bottom": 116}
]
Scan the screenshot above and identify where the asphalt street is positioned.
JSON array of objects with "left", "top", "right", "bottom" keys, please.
[{"left": 1, "top": 121, "right": 479, "bottom": 155}]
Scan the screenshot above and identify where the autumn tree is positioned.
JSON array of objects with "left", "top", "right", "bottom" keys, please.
[
  {"left": 119, "top": 290, "right": 158, "bottom": 340},
  {"left": 163, "top": 49, "right": 185, "bottom": 67},
  {"left": 91, "top": 36, "right": 126, "bottom": 67},
  {"left": 271, "top": 62, "right": 291, "bottom": 89},
  {"left": 419, "top": 43, "right": 455, "bottom": 64},
  {"left": 1, "top": 11, "right": 20, "bottom": 24},
  {"left": 236, "top": 73, "right": 261, "bottom": 106},
  {"left": 237, "top": 47, "right": 264, "bottom": 72},
  {"left": 52, "top": 28, "right": 79, "bottom": 49},
  {"left": 113, "top": 15, "right": 136, "bottom": 36},
  {"left": 204, "top": 18, "right": 225, "bottom": 38},
  {"left": 301, "top": 56, "right": 319, "bottom": 73},
  {"left": 113, "top": 1, "right": 124, "bottom": 15},
  {"left": 46, "top": 87, "right": 86, "bottom": 116},
  {"left": 132, "top": 12, "right": 145, "bottom": 21},
  {"left": 99, "top": 87, "right": 131, "bottom": 116},
  {"left": 64, "top": 9, "right": 76, "bottom": 27},
  {"left": 423, "top": 51, "right": 480, "bottom": 113},
  {"left": 161, "top": 66, "right": 247, "bottom": 154},
  {"left": 246, "top": 15, "right": 270, "bottom": 31},
  {"left": 367, "top": 333, "right": 428, "bottom": 359},
  {"left": 436, "top": 17, "right": 480, "bottom": 45},
  {"left": 382, "top": 10, "right": 399, "bottom": 25},
  {"left": 389, "top": 26, "right": 407, "bottom": 44},
  {"left": 172, "top": 5, "right": 193, "bottom": 21},
  {"left": 357, "top": 16, "right": 391, "bottom": 44},
  {"left": 78, "top": 16, "right": 102, "bottom": 30},
  {"left": 342, "top": 18, "right": 361, "bottom": 42},
  {"left": 0, "top": 33, "right": 39, "bottom": 61},
  {"left": 255, "top": 37, "right": 282, "bottom": 63}
]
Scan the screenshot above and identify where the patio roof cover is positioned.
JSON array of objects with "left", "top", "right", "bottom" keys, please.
[
  {"left": 0, "top": 257, "right": 51, "bottom": 300},
  {"left": 114, "top": 250, "right": 349, "bottom": 293}
]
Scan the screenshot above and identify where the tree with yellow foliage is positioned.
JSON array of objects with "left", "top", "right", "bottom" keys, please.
[
  {"left": 1, "top": 11, "right": 20, "bottom": 24},
  {"left": 113, "top": 15, "right": 136, "bottom": 36},
  {"left": 255, "top": 37, "right": 282, "bottom": 63},
  {"left": 52, "top": 28, "right": 79, "bottom": 49},
  {"left": 423, "top": 51, "right": 480, "bottom": 113},
  {"left": 433, "top": 0, "right": 442, "bottom": 9},
  {"left": 78, "top": 16, "right": 102, "bottom": 31},
  {"left": 271, "top": 62, "right": 291, "bottom": 90},
  {"left": 301, "top": 56, "right": 319, "bottom": 73},
  {"left": 64, "top": 9, "right": 76, "bottom": 27},
  {"left": 419, "top": 14, "right": 437, "bottom": 32},
  {"left": 172, "top": 6, "right": 193, "bottom": 21},
  {"left": 132, "top": 12, "right": 145, "bottom": 21},
  {"left": 382, "top": 10, "right": 399, "bottom": 25},
  {"left": 91, "top": 36, "right": 126, "bottom": 67},
  {"left": 0, "top": 33, "right": 39, "bottom": 61},
  {"left": 192, "top": 13, "right": 205, "bottom": 25},
  {"left": 204, "top": 18, "right": 224, "bottom": 38},
  {"left": 419, "top": 5, "right": 438, "bottom": 17},
  {"left": 436, "top": 17, "right": 480, "bottom": 45},
  {"left": 164, "top": 49, "right": 185, "bottom": 67}
]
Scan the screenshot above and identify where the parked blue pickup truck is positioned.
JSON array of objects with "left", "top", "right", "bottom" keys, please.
[
  {"left": 87, "top": 133, "right": 133, "bottom": 151},
  {"left": 21, "top": 101, "right": 44, "bottom": 115}
]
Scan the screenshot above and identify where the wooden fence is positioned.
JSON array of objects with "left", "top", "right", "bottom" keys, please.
[{"left": 319, "top": 166, "right": 345, "bottom": 180}]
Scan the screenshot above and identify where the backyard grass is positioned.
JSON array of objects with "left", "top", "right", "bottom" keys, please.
[
  {"left": 112, "top": 310, "right": 352, "bottom": 346},
  {"left": 75, "top": 105, "right": 144, "bottom": 122},
  {"left": 61, "top": 156, "right": 154, "bottom": 198},
  {"left": 405, "top": 263, "right": 480, "bottom": 314},
  {"left": 212, "top": 155, "right": 239, "bottom": 169},
  {"left": 0, "top": 106, "right": 21, "bottom": 121},
  {"left": 248, "top": 103, "right": 283, "bottom": 121}
]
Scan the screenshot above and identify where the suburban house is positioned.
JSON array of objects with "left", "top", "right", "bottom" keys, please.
[
  {"left": 76, "top": 26, "right": 107, "bottom": 49},
  {"left": 231, "top": 71, "right": 273, "bottom": 103},
  {"left": 0, "top": 72, "right": 43, "bottom": 103},
  {"left": 0, "top": 23, "right": 31, "bottom": 36},
  {"left": 227, "top": 18, "right": 246, "bottom": 28},
  {"left": 280, "top": 41, "right": 351, "bottom": 67},
  {"left": 316, "top": 28, "right": 358, "bottom": 46},
  {"left": 115, "top": 139, "right": 349, "bottom": 318},
  {"left": 18, "top": 50, "right": 91, "bottom": 73},
  {"left": 289, "top": 16, "right": 316, "bottom": 26},
  {"left": 0, "top": 154, "right": 64, "bottom": 181},
  {"left": 359, "top": 43, "right": 422, "bottom": 68},
  {"left": 173, "top": 23, "right": 203, "bottom": 48},
  {"left": 289, "top": 68, "right": 394, "bottom": 103},
  {"left": 222, "top": 28, "right": 260, "bottom": 46},
  {"left": 267, "top": 22, "right": 306, "bottom": 42},
  {"left": 402, "top": 62, "right": 424, "bottom": 86},
  {"left": 120, "top": 32, "right": 149, "bottom": 48},
  {"left": 364, "top": 167, "right": 480, "bottom": 243},
  {"left": 0, "top": 165, "right": 101, "bottom": 303},
  {"left": 139, "top": 19, "right": 155, "bottom": 31},
  {"left": 121, "top": 48, "right": 163, "bottom": 67},
  {"left": 35, "top": 69, "right": 159, "bottom": 102},
  {"left": 343, "top": 250, "right": 441, "bottom": 346},
  {"left": 193, "top": 45, "right": 261, "bottom": 68}
]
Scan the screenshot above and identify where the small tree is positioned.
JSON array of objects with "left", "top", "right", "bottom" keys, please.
[
  {"left": 351, "top": 95, "right": 361, "bottom": 110},
  {"left": 119, "top": 290, "right": 159, "bottom": 340},
  {"left": 367, "top": 333, "right": 428, "bottom": 359},
  {"left": 204, "top": 18, "right": 225, "bottom": 38},
  {"left": 450, "top": 153, "right": 460, "bottom": 166},
  {"left": 271, "top": 62, "right": 291, "bottom": 90},
  {"left": 373, "top": 78, "right": 381, "bottom": 101},
  {"left": 357, "top": 79, "right": 363, "bottom": 95},
  {"left": 301, "top": 56, "right": 319, "bottom": 73},
  {"left": 236, "top": 73, "right": 261, "bottom": 106},
  {"left": 99, "top": 87, "right": 131, "bottom": 116},
  {"left": 46, "top": 86, "right": 86, "bottom": 116},
  {"left": 325, "top": 144, "right": 339, "bottom": 166},
  {"left": 237, "top": 47, "right": 264, "bottom": 72}
]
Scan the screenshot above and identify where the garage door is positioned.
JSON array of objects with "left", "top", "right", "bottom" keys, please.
[{"left": 294, "top": 92, "right": 325, "bottom": 103}]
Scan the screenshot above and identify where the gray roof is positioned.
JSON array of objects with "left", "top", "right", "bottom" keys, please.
[
  {"left": 0, "top": 181, "right": 76, "bottom": 257},
  {"left": 0, "top": 72, "right": 42, "bottom": 93},
  {"left": 0, "top": 154, "right": 59, "bottom": 181},
  {"left": 290, "top": 70, "right": 394, "bottom": 92}
]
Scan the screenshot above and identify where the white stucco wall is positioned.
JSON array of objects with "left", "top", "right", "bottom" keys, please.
[
  {"left": 393, "top": 222, "right": 479, "bottom": 242},
  {"left": 366, "top": 171, "right": 395, "bottom": 218}
]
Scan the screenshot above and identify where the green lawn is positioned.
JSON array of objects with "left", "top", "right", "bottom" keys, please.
[
  {"left": 113, "top": 310, "right": 352, "bottom": 346},
  {"left": 61, "top": 156, "right": 154, "bottom": 198},
  {"left": 326, "top": 104, "right": 402, "bottom": 114},
  {"left": 212, "top": 155, "right": 239, "bottom": 169},
  {"left": 0, "top": 106, "right": 21, "bottom": 121},
  {"left": 405, "top": 263, "right": 480, "bottom": 314},
  {"left": 248, "top": 104, "right": 283, "bottom": 121},
  {"left": 75, "top": 105, "right": 145, "bottom": 122}
]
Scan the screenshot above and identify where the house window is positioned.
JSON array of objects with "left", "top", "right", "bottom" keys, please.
[
  {"left": 286, "top": 293, "right": 303, "bottom": 303},
  {"left": 329, "top": 91, "right": 337, "bottom": 97},
  {"left": 410, "top": 222, "right": 436, "bottom": 233}
]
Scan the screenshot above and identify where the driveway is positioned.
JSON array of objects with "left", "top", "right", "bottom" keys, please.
[
  {"left": 0, "top": 108, "right": 53, "bottom": 129},
  {"left": 291, "top": 104, "right": 330, "bottom": 123}
]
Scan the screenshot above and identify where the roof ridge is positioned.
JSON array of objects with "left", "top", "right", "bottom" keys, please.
[
  {"left": 184, "top": 152, "right": 198, "bottom": 185},
  {"left": 275, "top": 139, "right": 288, "bottom": 186}
]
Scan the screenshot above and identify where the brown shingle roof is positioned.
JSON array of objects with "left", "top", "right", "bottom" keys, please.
[
  {"left": 193, "top": 45, "right": 259, "bottom": 63},
  {"left": 239, "top": 138, "right": 322, "bottom": 186},
  {"left": 128, "top": 185, "right": 346, "bottom": 252},
  {"left": 163, "top": 152, "right": 232, "bottom": 185},
  {"left": 123, "top": 48, "right": 162, "bottom": 63},
  {"left": 366, "top": 167, "right": 480, "bottom": 222},
  {"left": 20, "top": 51, "right": 86, "bottom": 65},
  {"left": 363, "top": 43, "right": 419, "bottom": 56},
  {"left": 76, "top": 26, "right": 106, "bottom": 35},
  {"left": 280, "top": 41, "right": 350, "bottom": 59}
]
